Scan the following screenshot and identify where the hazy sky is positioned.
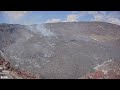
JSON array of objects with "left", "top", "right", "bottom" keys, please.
[{"left": 0, "top": 11, "right": 120, "bottom": 25}]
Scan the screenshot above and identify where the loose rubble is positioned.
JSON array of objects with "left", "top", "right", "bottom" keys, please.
[
  {"left": 79, "top": 60, "right": 120, "bottom": 79},
  {"left": 0, "top": 56, "right": 40, "bottom": 79}
]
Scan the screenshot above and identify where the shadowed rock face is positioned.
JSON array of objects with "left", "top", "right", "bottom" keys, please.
[{"left": 0, "top": 22, "right": 120, "bottom": 79}]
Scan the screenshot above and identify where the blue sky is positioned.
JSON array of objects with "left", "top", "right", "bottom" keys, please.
[{"left": 0, "top": 11, "right": 120, "bottom": 25}]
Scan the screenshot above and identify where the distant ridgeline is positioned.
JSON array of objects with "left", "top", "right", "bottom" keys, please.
[{"left": 0, "top": 22, "right": 120, "bottom": 79}]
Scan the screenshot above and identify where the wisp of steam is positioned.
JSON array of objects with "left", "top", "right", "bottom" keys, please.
[{"left": 28, "top": 24, "right": 55, "bottom": 37}]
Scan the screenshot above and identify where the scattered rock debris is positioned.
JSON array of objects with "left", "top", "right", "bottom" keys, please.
[
  {"left": 1, "top": 54, "right": 120, "bottom": 79},
  {"left": 79, "top": 60, "right": 120, "bottom": 79},
  {"left": 0, "top": 56, "right": 40, "bottom": 79}
]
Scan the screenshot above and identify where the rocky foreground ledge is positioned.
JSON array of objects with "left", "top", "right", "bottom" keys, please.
[
  {"left": 1, "top": 49, "right": 120, "bottom": 79},
  {"left": 1, "top": 56, "right": 120, "bottom": 79},
  {"left": 0, "top": 56, "right": 40, "bottom": 79},
  {"left": 79, "top": 60, "right": 120, "bottom": 79}
]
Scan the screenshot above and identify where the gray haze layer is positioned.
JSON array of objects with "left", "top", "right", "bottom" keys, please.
[{"left": 0, "top": 22, "right": 120, "bottom": 79}]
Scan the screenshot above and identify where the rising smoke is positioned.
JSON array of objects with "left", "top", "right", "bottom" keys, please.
[{"left": 27, "top": 24, "right": 56, "bottom": 37}]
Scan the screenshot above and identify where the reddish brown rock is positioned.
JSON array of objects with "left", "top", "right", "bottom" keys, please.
[
  {"left": 79, "top": 60, "right": 120, "bottom": 79},
  {"left": 0, "top": 56, "right": 40, "bottom": 79}
]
